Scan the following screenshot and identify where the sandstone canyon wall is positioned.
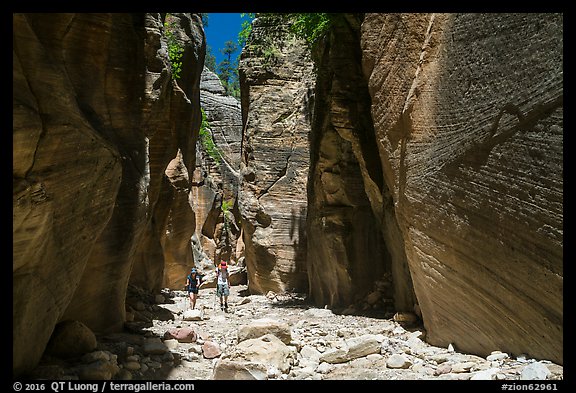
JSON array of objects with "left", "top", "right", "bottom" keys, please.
[
  {"left": 191, "top": 66, "right": 243, "bottom": 272},
  {"left": 13, "top": 13, "right": 205, "bottom": 376},
  {"left": 360, "top": 13, "right": 563, "bottom": 364},
  {"left": 238, "top": 15, "right": 314, "bottom": 294},
  {"left": 241, "top": 12, "right": 562, "bottom": 364},
  {"left": 307, "top": 14, "right": 414, "bottom": 315}
]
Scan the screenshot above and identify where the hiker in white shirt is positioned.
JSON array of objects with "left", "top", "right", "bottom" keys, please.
[{"left": 216, "top": 261, "right": 230, "bottom": 312}]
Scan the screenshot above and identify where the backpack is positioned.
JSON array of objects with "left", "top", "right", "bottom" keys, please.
[
  {"left": 216, "top": 267, "right": 229, "bottom": 282},
  {"left": 186, "top": 272, "right": 202, "bottom": 290}
]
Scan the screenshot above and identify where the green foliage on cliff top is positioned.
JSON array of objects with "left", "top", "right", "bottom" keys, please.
[
  {"left": 238, "top": 13, "right": 255, "bottom": 47},
  {"left": 288, "top": 13, "right": 332, "bottom": 45},
  {"left": 241, "top": 13, "right": 333, "bottom": 47}
]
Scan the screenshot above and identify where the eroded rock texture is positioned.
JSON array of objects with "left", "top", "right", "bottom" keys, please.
[
  {"left": 307, "top": 14, "right": 415, "bottom": 314},
  {"left": 191, "top": 66, "right": 243, "bottom": 270},
  {"left": 156, "top": 148, "right": 197, "bottom": 290},
  {"left": 132, "top": 13, "right": 204, "bottom": 293},
  {"left": 13, "top": 13, "right": 205, "bottom": 376},
  {"left": 238, "top": 15, "right": 314, "bottom": 294},
  {"left": 361, "top": 13, "right": 563, "bottom": 364}
]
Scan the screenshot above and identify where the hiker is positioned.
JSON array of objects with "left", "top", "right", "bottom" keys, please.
[
  {"left": 216, "top": 261, "right": 230, "bottom": 312},
  {"left": 186, "top": 268, "right": 202, "bottom": 309}
]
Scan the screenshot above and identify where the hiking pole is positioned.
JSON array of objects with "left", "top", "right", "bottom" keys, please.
[{"left": 185, "top": 283, "right": 190, "bottom": 311}]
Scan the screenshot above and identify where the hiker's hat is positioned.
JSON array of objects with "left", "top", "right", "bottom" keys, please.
[
  {"left": 220, "top": 261, "right": 227, "bottom": 269},
  {"left": 191, "top": 268, "right": 197, "bottom": 273}
]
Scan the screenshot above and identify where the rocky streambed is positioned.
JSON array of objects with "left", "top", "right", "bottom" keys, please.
[{"left": 29, "top": 284, "right": 563, "bottom": 381}]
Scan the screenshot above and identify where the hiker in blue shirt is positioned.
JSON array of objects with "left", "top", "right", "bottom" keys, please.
[{"left": 186, "top": 268, "right": 202, "bottom": 309}]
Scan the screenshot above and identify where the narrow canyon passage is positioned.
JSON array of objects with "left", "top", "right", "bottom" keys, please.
[{"left": 13, "top": 12, "right": 563, "bottom": 381}]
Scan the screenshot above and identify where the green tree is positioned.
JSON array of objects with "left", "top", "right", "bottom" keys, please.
[
  {"left": 288, "top": 13, "right": 332, "bottom": 45},
  {"left": 226, "top": 68, "right": 240, "bottom": 99},
  {"left": 238, "top": 13, "right": 255, "bottom": 47},
  {"left": 217, "top": 40, "right": 239, "bottom": 96},
  {"left": 205, "top": 45, "right": 217, "bottom": 71}
]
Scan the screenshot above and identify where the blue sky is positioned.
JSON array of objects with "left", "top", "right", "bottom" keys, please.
[{"left": 204, "top": 13, "right": 252, "bottom": 67}]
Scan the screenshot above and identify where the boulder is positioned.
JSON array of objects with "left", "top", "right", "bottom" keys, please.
[
  {"left": 164, "top": 327, "right": 197, "bottom": 343},
  {"left": 237, "top": 318, "right": 292, "bottom": 345},
  {"left": 227, "top": 334, "right": 294, "bottom": 373},
  {"left": 44, "top": 320, "right": 97, "bottom": 359}
]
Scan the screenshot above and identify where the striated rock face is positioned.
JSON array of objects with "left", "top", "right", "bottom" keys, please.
[
  {"left": 199, "top": 66, "right": 243, "bottom": 175},
  {"left": 192, "top": 66, "right": 243, "bottom": 270},
  {"left": 307, "top": 14, "right": 414, "bottom": 313},
  {"left": 132, "top": 13, "right": 205, "bottom": 292},
  {"left": 156, "top": 149, "right": 197, "bottom": 290},
  {"left": 13, "top": 13, "right": 205, "bottom": 376},
  {"left": 360, "top": 13, "right": 563, "bottom": 364},
  {"left": 238, "top": 15, "right": 315, "bottom": 294},
  {"left": 13, "top": 12, "right": 121, "bottom": 378},
  {"left": 63, "top": 12, "right": 204, "bottom": 330},
  {"left": 13, "top": 10, "right": 562, "bottom": 378}
]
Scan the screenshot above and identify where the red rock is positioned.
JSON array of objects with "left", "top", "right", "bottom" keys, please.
[
  {"left": 202, "top": 341, "right": 222, "bottom": 359},
  {"left": 164, "top": 327, "right": 197, "bottom": 343}
]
